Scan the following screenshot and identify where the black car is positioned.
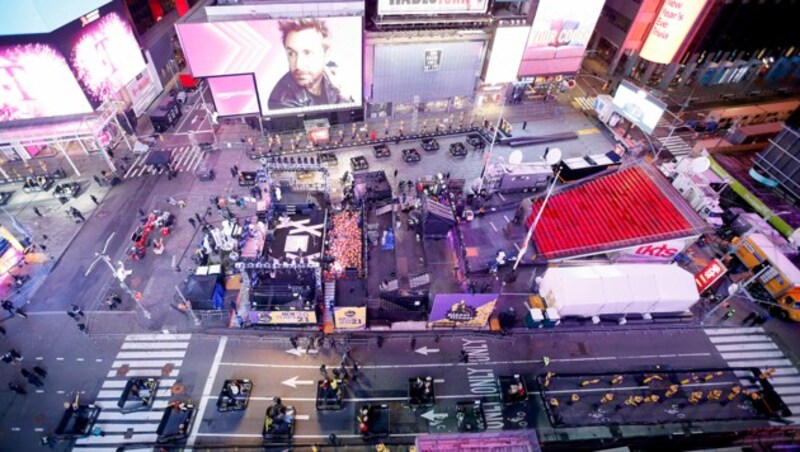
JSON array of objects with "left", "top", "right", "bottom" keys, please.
[
  {"left": 408, "top": 377, "right": 435, "bottom": 407},
  {"left": 421, "top": 138, "right": 440, "bottom": 152},
  {"left": 449, "top": 142, "right": 468, "bottom": 157},
  {"left": 316, "top": 379, "right": 344, "bottom": 410},
  {"left": 358, "top": 404, "right": 389, "bottom": 440},
  {"left": 55, "top": 405, "right": 101, "bottom": 439},
  {"left": 402, "top": 148, "right": 422, "bottom": 163},
  {"left": 351, "top": 156, "right": 369, "bottom": 172},
  {"left": 456, "top": 400, "right": 486, "bottom": 432},
  {"left": 118, "top": 378, "right": 159, "bottom": 413},
  {"left": 217, "top": 379, "right": 253, "bottom": 412},
  {"left": 156, "top": 401, "right": 195, "bottom": 444},
  {"left": 263, "top": 400, "right": 295, "bottom": 442},
  {"left": 373, "top": 143, "right": 391, "bottom": 159}
]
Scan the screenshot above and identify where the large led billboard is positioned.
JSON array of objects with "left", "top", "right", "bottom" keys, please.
[
  {"left": 611, "top": 81, "right": 667, "bottom": 135},
  {"left": 485, "top": 26, "right": 529, "bottom": 84},
  {"left": 0, "top": 42, "right": 93, "bottom": 122},
  {"left": 208, "top": 74, "right": 260, "bottom": 117},
  {"left": 0, "top": 1, "right": 145, "bottom": 123},
  {"left": 518, "top": 0, "right": 604, "bottom": 77},
  {"left": 177, "top": 17, "right": 362, "bottom": 116},
  {"left": 377, "top": 0, "right": 488, "bottom": 16},
  {"left": 640, "top": 0, "right": 708, "bottom": 65},
  {"left": 52, "top": 4, "right": 146, "bottom": 104}
]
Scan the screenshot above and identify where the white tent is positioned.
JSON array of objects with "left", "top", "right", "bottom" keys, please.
[{"left": 539, "top": 264, "right": 699, "bottom": 317}]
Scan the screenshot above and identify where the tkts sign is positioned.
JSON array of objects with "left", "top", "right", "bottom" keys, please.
[{"left": 378, "top": 0, "right": 489, "bottom": 15}]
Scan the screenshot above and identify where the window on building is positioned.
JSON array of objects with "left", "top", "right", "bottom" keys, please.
[{"left": 599, "top": 7, "right": 632, "bottom": 33}]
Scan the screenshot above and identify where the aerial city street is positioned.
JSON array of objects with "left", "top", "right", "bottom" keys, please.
[{"left": 1, "top": 0, "right": 800, "bottom": 450}]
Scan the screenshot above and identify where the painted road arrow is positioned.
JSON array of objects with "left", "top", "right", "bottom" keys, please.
[
  {"left": 421, "top": 408, "right": 448, "bottom": 422},
  {"left": 295, "top": 414, "right": 310, "bottom": 420},
  {"left": 286, "top": 348, "right": 307, "bottom": 357},
  {"left": 281, "top": 376, "right": 314, "bottom": 388},
  {"left": 415, "top": 346, "right": 440, "bottom": 356}
]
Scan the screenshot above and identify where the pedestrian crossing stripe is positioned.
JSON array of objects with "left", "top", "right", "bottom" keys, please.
[
  {"left": 75, "top": 335, "right": 191, "bottom": 447},
  {"left": 705, "top": 327, "right": 800, "bottom": 422},
  {"left": 123, "top": 145, "right": 205, "bottom": 179},
  {"left": 571, "top": 96, "right": 596, "bottom": 111},
  {"left": 657, "top": 135, "right": 693, "bottom": 157}
]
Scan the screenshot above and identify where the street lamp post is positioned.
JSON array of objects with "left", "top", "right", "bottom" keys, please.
[
  {"left": 85, "top": 233, "right": 152, "bottom": 320},
  {"left": 476, "top": 83, "right": 508, "bottom": 194}
]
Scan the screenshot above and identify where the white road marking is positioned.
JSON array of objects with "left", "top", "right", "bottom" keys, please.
[
  {"left": 102, "top": 379, "right": 175, "bottom": 389},
  {"left": 727, "top": 359, "right": 794, "bottom": 368},
  {"left": 96, "top": 411, "right": 163, "bottom": 421},
  {"left": 74, "top": 433, "right": 158, "bottom": 445},
  {"left": 187, "top": 336, "right": 227, "bottom": 447},
  {"left": 112, "top": 359, "right": 183, "bottom": 369},
  {"left": 107, "top": 369, "right": 174, "bottom": 378},
  {"left": 94, "top": 424, "right": 157, "bottom": 433},
  {"left": 720, "top": 351, "right": 785, "bottom": 360},
  {"left": 771, "top": 376, "right": 800, "bottom": 385},
  {"left": 94, "top": 400, "right": 168, "bottom": 410},
  {"left": 704, "top": 327, "right": 765, "bottom": 335},
  {"left": 126, "top": 334, "right": 192, "bottom": 341},
  {"left": 775, "top": 386, "right": 800, "bottom": 396},
  {"left": 489, "top": 222, "right": 498, "bottom": 232},
  {"left": 709, "top": 335, "right": 773, "bottom": 344},
  {"left": 115, "top": 351, "right": 187, "bottom": 359},
  {"left": 56, "top": 357, "right": 64, "bottom": 361},
  {"left": 121, "top": 342, "right": 189, "bottom": 350},
  {"left": 77, "top": 358, "right": 84, "bottom": 361},
  {"left": 715, "top": 343, "right": 779, "bottom": 352}
]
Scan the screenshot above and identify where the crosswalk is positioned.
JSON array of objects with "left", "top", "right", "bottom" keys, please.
[
  {"left": 72, "top": 333, "right": 191, "bottom": 450},
  {"left": 705, "top": 327, "right": 800, "bottom": 424},
  {"left": 124, "top": 145, "right": 206, "bottom": 179},
  {"left": 572, "top": 96, "right": 596, "bottom": 111},
  {"left": 656, "top": 135, "right": 693, "bottom": 158}
]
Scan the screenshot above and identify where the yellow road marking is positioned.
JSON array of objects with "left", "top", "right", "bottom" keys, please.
[{"left": 577, "top": 128, "right": 600, "bottom": 135}]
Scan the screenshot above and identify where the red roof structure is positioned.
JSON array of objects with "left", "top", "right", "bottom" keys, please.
[{"left": 527, "top": 165, "right": 706, "bottom": 259}]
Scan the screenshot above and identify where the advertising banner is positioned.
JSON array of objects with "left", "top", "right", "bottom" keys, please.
[
  {"left": 208, "top": 74, "right": 260, "bottom": 117},
  {"left": 429, "top": 294, "right": 497, "bottom": 329},
  {"left": 378, "top": 0, "right": 488, "bottom": 16},
  {"left": 333, "top": 306, "right": 367, "bottom": 330},
  {"left": 640, "top": 0, "right": 708, "bottom": 65},
  {"left": 125, "top": 65, "right": 161, "bottom": 117},
  {"left": 518, "top": 0, "right": 604, "bottom": 77},
  {"left": 249, "top": 310, "right": 318, "bottom": 325},
  {"left": 695, "top": 259, "right": 727, "bottom": 293},
  {"left": 485, "top": 26, "right": 529, "bottom": 84},
  {"left": 177, "top": 17, "right": 362, "bottom": 116},
  {"left": 424, "top": 49, "right": 442, "bottom": 72},
  {"left": 0, "top": 40, "right": 93, "bottom": 122},
  {"left": 611, "top": 80, "right": 667, "bottom": 135},
  {"left": 616, "top": 238, "right": 690, "bottom": 261},
  {"left": 51, "top": 2, "right": 146, "bottom": 105}
]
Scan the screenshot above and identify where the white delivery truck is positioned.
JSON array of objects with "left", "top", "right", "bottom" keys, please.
[{"left": 538, "top": 264, "right": 699, "bottom": 320}]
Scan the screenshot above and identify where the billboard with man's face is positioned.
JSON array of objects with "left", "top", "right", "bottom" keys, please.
[
  {"left": 518, "top": 0, "right": 604, "bottom": 77},
  {"left": 177, "top": 17, "right": 362, "bottom": 116}
]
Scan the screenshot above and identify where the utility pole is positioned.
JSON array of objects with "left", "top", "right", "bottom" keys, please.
[{"left": 85, "top": 233, "right": 151, "bottom": 320}]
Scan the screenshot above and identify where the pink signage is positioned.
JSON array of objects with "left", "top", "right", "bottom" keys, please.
[
  {"left": 177, "top": 17, "right": 362, "bottom": 115},
  {"left": 0, "top": 43, "right": 93, "bottom": 122},
  {"left": 208, "top": 74, "right": 260, "bottom": 116}
]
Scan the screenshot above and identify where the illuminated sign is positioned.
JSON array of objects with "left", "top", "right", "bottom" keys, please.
[
  {"left": 695, "top": 259, "right": 727, "bottom": 293},
  {"left": 619, "top": 238, "right": 687, "bottom": 261},
  {"left": 333, "top": 307, "right": 366, "bottom": 330},
  {"left": 207, "top": 74, "right": 260, "bottom": 117},
  {"left": 424, "top": 49, "right": 442, "bottom": 72},
  {"left": 640, "top": 0, "right": 709, "bottom": 65},
  {"left": 251, "top": 310, "right": 317, "bottom": 325},
  {"left": 485, "top": 26, "right": 529, "bottom": 84},
  {"left": 377, "top": 0, "right": 488, "bottom": 16},
  {"left": 177, "top": 17, "right": 362, "bottom": 116},
  {"left": 611, "top": 80, "right": 667, "bottom": 135},
  {"left": 518, "top": 0, "right": 604, "bottom": 77}
]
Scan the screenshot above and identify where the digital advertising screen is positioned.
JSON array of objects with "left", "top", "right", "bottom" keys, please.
[
  {"left": 0, "top": 40, "right": 93, "bottom": 122},
  {"left": 611, "top": 80, "right": 667, "bottom": 135},
  {"left": 51, "top": 1, "right": 146, "bottom": 105},
  {"left": 484, "top": 26, "right": 529, "bottom": 84},
  {"left": 377, "top": 0, "right": 488, "bottom": 16},
  {"left": 518, "top": 0, "right": 604, "bottom": 77},
  {"left": 208, "top": 74, "right": 260, "bottom": 117},
  {"left": 640, "top": 0, "right": 708, "bottom": 64},
  {"left": 177, "top": 17, "right": 362, "bottom": 116}
]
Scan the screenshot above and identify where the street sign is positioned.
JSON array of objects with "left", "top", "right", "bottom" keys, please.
[{"left": 695, "top": 259, "right": 727, "bottom": 293}]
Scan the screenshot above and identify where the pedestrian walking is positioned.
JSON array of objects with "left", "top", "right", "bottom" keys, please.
[
  {"left": 741, "top": 311, "right": 757, "bottom": 325},
  {"left": 320, "top": 364, "right": 328, "bottom": 378},
  {"left": 93, "top": 175, "right": 102, "bottom": 186},
  {"left": 188, "top": 218, "right": 197, "bottom": 228},
  {"left": 719, "top": 309, "right": 736, "bottom": 323},
  {"left": 393, "top": 169, "right": 398, "bottom": 179},
  {"left": 230, "top": 166, "right": 237, "bottom": 178},
  {"left": 42, "top": 234, "right": 48, "bottom": 241},
  {"left": 77, "top": 323, "right": 87, "bottom": 334},
  {"left": 72, "top": 208, "right": 85, "bottom": 222},
  {"left": 107, "top": 149, "right": 115, "bottom": 159},
  {"left": 544, "top": 147, "right": 550, "bottom": 159},
  {"left": 67, "top": 310, "right": 79, "bottom": 320},
  {"left": 2, "top": 300, "right": 14, "bottom": 314},
  {"left": 40, "top": 435, "right": 57, "bottom": 449},
  {"left": 459, "top": 350, "right": 469, "bottom": 363},
  {"left": 39, "top": 244, "right": 47, "bottom": 251},
  {"left": 8, "top": 382, "right": 26, "bottom": 394},
  {"left": 25, "top": 372, "right": 43, "bottom": 387},
  {"left": 332, "top": 368, "right": 341, "bottom": 379},
  {"left": 89, "top": 194, "right": 99, "bottom": 205},
  {"left": 33, "top": 366, "right": 47, "bottom": 378},
  {"left": 233, "top": 164, "right": 240, "bottom": 174},
  {"left": 2, "top": 352, "right": 12, "bottom": 364},
  {"left": 9, "top": 349, "right": 22, "bottom": 363},
  {"left": 522, "top": 121, "right": 527, "bottom": 130},
  {"left": 70, "top": 304, "right": 84, "bottom": 317},
  {"left": 0, "top": 325, "right": 5, "bottom": 336},
  {"left": 195, "top": 212, "right": 203, "bottom": 224},
  {"left": 33, "top": 207, "right": 43, "bottom": 217},
  {"left": 289, "top": 336, "right": 299, "bottom": 349},
  {"left": 137, "top": 208, "right": 145, "bottom": 217}
]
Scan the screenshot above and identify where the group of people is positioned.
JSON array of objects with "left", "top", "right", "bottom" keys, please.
[
  {"left": 323, "top": 210, "right": 363, "bottom": 280},
  {"left": 265, "top": 397, "right": 293, "bottom": 434}
]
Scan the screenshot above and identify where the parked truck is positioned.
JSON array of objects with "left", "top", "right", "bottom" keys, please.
[
  {"left": 538, "top": 264, "right": 699, "bottom": 319},
  {"left": 732, "top": 233, "right": 800, "bottom": 321}
]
